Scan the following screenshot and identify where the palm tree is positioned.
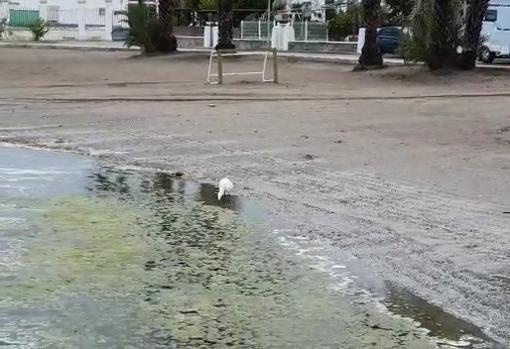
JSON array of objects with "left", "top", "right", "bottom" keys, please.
[
  {"left": 357, "top": 0, "right": 383, "bottom": 69},
  {"left": 158, "top": 0, "right": 178, "bottom": 52},
  {"left": 459, "top": 0, "right": 490, "bottom": 69},
  {"left": 216, "top": 0, "right": 236, "bottom": 50},
  {"left": 428, "top": 0, "right": 458, "bottom": 69}
]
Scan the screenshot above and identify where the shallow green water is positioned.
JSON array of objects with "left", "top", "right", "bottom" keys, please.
[{"left": 0, "top": 147, "right": 491, "bottom": 348}]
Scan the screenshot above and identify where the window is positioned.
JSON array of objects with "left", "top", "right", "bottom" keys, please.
[
  {"left": 484, "top": 9, "right": 497, "bottom": 22},
  {"left": 47, "top": 5, "right": 59, "bottom": 22}
]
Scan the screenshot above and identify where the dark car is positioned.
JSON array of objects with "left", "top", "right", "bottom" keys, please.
[{"left": 377, "top": 27, "right": 402, "bottom": 55}]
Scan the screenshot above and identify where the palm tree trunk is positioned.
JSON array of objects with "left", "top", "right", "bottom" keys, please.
[
  {"left": 158, "top": 0, "right": 178, "bottom": 52},
  {"left": 357, "top": 0, "right": 383, "bottom": 69},
  {"left": 216, "top": 0, "right": 236, "bottom": 50},
  {"left": 428, "top": 0, "right": 458, "bottom": 69},
  {"left": 458, "top": 0, "right": 490, "bottom": 69}
]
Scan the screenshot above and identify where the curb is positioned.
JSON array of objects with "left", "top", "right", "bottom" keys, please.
[{"left": 277, "top": 53, "right": 406, "bottom": 66}]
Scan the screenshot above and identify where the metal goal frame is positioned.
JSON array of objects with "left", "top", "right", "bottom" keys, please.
[{"left": 206, "top": 49, "right": 279, "bottom": 84}]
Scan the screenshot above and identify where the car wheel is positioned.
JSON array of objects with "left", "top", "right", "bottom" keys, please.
[{"left": 479, "top": 46, "right": 496, "bottom": 64}]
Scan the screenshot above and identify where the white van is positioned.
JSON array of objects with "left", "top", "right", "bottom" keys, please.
[{"left": 480, "top": 1, "right": 510, "bottom": 63}]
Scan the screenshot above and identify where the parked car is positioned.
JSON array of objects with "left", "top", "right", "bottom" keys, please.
[
  {"left": 377, "top": 26, "right": 402, "bottom": 55},
  {"left": 479, "top": 2, "right": 510, "bottom": 63}
]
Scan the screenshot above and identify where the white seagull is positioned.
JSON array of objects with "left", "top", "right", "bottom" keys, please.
[{"left": 217, "top": 178, "right": 233, "bottom": 200}]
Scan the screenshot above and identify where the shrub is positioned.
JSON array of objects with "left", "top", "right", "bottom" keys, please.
[
  {"left": 402, "top": 0, "right": 464, "bottom": 69},
  {"left": 328, "top": 5, "right": 362, "bottom": 41},
  {"left": 28, "top": 18, "right": 49, "bottom": 41},
  {"left": 125, "top": 4, "right": 177, "bottom": 54},
  {"left": 272, "top": 0, "right": 286, "bottom": 12},
  {"left": 328, "top": 11, "right": 354, "bottom": 41},
  {"left": 0, "top": 18, "right": 7, "bottom": 39},
  {"left": 0, "top": 18, "right": 12, "bottom": 40},
  {"left": 400, "top": 1, "right": 433, "bottom": 63},
  {"left": 124, "top": 5, "right": 160, "bottom": 53},
  {"left": 199, "top": 0, "right": 216, "bottom": 10},
  {"left": 384, "top": 0, "right": 415, "bottom": 25}
]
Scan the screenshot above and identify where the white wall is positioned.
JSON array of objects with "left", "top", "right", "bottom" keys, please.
[
  {"left": 9, "top": 25, "right": 113, "bottom": 40},
  {"left": 11, "top": 0, "right": 126, "bottom": 9}
]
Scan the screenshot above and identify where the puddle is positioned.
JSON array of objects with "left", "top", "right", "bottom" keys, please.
[
  {"left": 269, "top": 231, "right": 498, "bottom": 349},
  {"left": 0, "top": 146, "right": 498, "bottom": 348},
  {"left": 384, "top": 287, "right": 491, "bottom": 345}
]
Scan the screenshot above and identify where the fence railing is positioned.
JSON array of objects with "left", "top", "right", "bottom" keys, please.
[
  {"left": 85, "top": 8, "right": 106, "bottom": 27},
  {"left": 53, "top": 9, "right": 79, "bottom": 27},
  {"left": 174, "top": 9, "right": 268, "bottom": 27},
  {"left": 6, "top": 7, "right": 113, "bottom": 28},
  {"left": 294, "top": 21, "right": 328, "bottom": 41},
  {"left": 240, "top": 20, "right": 328, "bottom": 41},
  {"left": 8, "top": 8, "right": 39, "bottom": 27},
  {"left": 240, "top": 20, "right": 274, "bottom": 40}
]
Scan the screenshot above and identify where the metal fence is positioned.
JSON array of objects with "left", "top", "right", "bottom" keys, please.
[
  {"left": 8, "top": 8, "right": 39, "bottom": 27},
  {"left": 294, "top": 21, "right": 328, "bottom": 41},
  {"left": 240, "top": 20, "right": 274, "bottom": 39},
  {"left": 85, "top": 8, "right": 106, "bottom": 27},
  {"left": 240, "top": 20, "right": 328, "bottom": 41},
  {"left": 174, "top": 9, "right": 268, "bottom": 27},
  {"left": 54, "top": 8, "right": 79, "bottom": 27},
  {"left": 7, "top": 7, "right": 111, "bottom": 28}
]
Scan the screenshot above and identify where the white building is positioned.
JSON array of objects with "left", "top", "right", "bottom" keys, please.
[
  {"left": 5, "top": 0, "right": 128, "bottom": 28},
  {"left": 9, "top": 0, "right": 126, "bottom": 10}
]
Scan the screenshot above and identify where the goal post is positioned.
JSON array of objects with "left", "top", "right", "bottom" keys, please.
[{"left": 206, "top": 49, "right": 279, "bottom": 85}]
